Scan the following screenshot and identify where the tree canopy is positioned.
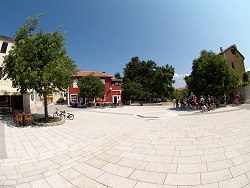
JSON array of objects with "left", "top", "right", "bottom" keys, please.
[
  {"left": 184, "top": 50, "right": 239, "bottom": 97},
  {"left": 3, "top": 14, "right": 79, "bottom": 121},
  {"left": 122, "top": 57, "right": 175, "bottom": 101},
  {"left": 242, "top": 72, "right": 249, "bottom": 86},
  {"left": 77, "top": 74, "right": 106, "bottom": 100}
]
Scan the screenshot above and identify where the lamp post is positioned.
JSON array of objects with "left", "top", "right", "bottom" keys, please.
[{"left": 110, "top": 87, "right": 112, "bottom": 104}]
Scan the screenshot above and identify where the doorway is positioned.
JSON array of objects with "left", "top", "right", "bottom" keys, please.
[{"left": 12, "top": 96, "right": 23, "bottom": 111}]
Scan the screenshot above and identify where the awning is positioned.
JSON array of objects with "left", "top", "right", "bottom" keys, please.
[{"left": 0, "top": 86, "right": 21, "bottom": 95}]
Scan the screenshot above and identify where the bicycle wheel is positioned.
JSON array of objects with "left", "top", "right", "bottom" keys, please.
[
  {"left": 69, "top": 114, "right": 74, "bottom": 120},
  {"left": 53, "top": 113, "right": 58, "bottom": 117}
]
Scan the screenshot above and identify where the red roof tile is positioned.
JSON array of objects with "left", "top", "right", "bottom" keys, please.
[
  {"left": 73, "top": 71, "right": 112, "bottom": 78},
  {"left": 177, "top": 87, "right": 187, "bottom": 91}
]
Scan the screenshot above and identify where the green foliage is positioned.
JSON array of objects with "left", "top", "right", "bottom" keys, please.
[
  {"left": 171, "top": 89, "right": 189, "bottom": 100},
  {"left": 185, "top": 50, "right": 239, "bottom": 97},
  {"left": 122, "top": 57, "right": 175, "bottom": 101},
  {"left": 2, "top": 14, "right": 79, "bottom": 121},
  {"left": 114, "top": 72, "right": 122, "bottom": 79},
  {"left": 77, "top": 74, "right": 106, "bottom": 100},
  {"left": 241, "top": 82, "right": 249, "bottom": 87},
  {"left": 242, "top": 72, "right": 249, "bottom": 83}
]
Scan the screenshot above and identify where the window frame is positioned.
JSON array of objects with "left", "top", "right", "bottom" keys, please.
[
  {"left": 231, "top": 49, "right": 236, "bottom": 55},
  {"left": 73, "top": 79, "right": 78, "bottom": 88},
  {"left": 0, "top": 42, "right": 8, "bottom": 53},
  {"left": 231, "top": 62, "right": 235, "bottom": 69}
]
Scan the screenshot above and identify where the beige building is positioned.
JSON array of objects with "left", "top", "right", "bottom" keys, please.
[
  {"left": 0, "top": 34, "right": 38, "bottom": 114},
  {"left": 218, "top": 44, "right": 246, "bottom": 84}
]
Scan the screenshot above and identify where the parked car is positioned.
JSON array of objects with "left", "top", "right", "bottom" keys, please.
[{"left": 56, "top": 98, "right": 64, "bottom": 103}]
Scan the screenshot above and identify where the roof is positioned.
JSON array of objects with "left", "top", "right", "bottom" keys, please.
[
  {"left": 73, "top": 71, "right": 112, "bottom": 78},
  {"left": 217, "top": 44, "right": 245, "bottom": 60},
  {"left": 111, "top": 78, "right": 122, "bottom": 81},
  {"left": 177, "top": 87, "right": 187, "bottom": 91},
  {"left": 0, "top": 35, "right": 15, "bottom": 42}
]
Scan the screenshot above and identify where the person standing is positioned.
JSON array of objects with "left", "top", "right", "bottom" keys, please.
[
  {"left": 173, "top": 98, "right": 176, "bottom": 107},
  {"left": 223, "top": 93, "right": 227, "bottom": 107}
]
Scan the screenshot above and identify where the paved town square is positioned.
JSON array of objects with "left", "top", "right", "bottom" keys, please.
[{"left": 0, "top": 103, "right": 250, "bottom": 188}]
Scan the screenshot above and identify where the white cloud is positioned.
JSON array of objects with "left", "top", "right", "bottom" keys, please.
[
  {"left": 173, "top": 73, "right": 189, "bottom": 88},
  {"left": 174, "top": 73, "right": 189, "bottom": 79},
  {"left": 246, "top": 68, "right": 250, "bottom": 72},
  {"left": 174, "top": 73, "right": 180, "bottom": 78}
]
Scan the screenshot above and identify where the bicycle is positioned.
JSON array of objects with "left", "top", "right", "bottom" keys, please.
[
  {"left": 232, "top": 99, "right": 241, "bottom": 107},
  {"left": 53, "top": 108, "right": 64, "bottom": 118},
  {"left": 209, "top": 103, "right": 216, "bottom": 111},
  {"left": 61, "top": 110, "right": 74, "bottom": 120}
]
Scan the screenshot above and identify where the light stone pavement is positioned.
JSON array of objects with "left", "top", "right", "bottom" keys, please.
[{"left": 0, "top": 103, "right": 250, "bottom": 188}]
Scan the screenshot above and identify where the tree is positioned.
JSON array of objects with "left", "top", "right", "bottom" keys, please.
[
  {"left": 153, "top": 65, "right": 175, "bottom": 99},
  {"left": 3, "top": 14, "right": 79, "bottom": 122},
  {"left": 122, "top": 56, "right": 175, "bottom": 101},
  {"left": 77, "top": 74, "right": 106, "bottom": 101},
  {"left": 184, "top": 50, "right": 239, "bottom": 97},
  {"left": 171, "top": 88, "right": 189, "bottom": 100},
  {"left": 122, "top": 78, "right": 147, "bottom": 101},
  {"left": 114, "top": 72, "right": 122, "bottom": 79},
  {"left": 242, "top": 72, "right": 249, "bottom": 86}
]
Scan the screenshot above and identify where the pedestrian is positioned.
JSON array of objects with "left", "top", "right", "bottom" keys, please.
[
  {"left": 223, "top": 93, "right": 227, "bottom": 107},
  {"left": 192, "top": 97, "right": 197, "bottom": 111},
  {"left": 176, "top": 98, "right": 179, "bottom": 108},
  {"left": 173, "top": 98, "right": 176, "bottom": 107}
]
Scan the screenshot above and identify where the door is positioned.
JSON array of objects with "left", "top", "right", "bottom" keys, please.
[{"left": 114, "top": 96, "right": 118, "bottom": 104}]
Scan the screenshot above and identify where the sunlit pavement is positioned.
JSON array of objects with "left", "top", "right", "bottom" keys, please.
[{"left": 0, "top": 104, "right": 250, "bottom": 188}]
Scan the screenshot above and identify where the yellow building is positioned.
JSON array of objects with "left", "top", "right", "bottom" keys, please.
[{"left": 218, "top": 44, "right": 245, "bottom": 84}]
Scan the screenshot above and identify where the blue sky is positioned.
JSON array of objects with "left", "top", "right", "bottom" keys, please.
[{"left": 1, "top": 0, "right": 250, "bottom": 88}]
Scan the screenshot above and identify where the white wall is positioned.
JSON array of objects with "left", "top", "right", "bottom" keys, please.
[{"left": 0, "top": 38, "right": 14, "bottom": 66}]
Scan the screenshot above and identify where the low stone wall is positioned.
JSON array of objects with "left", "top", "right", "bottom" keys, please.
[{"left": 32, "top": 115, "right": 65, "bottom": 126}]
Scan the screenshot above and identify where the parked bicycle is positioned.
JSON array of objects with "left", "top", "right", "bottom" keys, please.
[
  {"left": 61, "top": 110, "right": 74, "bottom": 120},
  {"left": 232, "top": 98, "right": 243, "bottom": 106},
  {"left": 53, "top": 108, "right": 64, "bottom": 118}
]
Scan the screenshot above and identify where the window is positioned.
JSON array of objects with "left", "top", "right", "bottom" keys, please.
[
  {"left": 0, "top": 67, "right": 2, "bottom": 80},
  {"left": 231, "top": 49, "right": 236, "bottom": 55},
  {"left": 73, "top": 79, "right": 78, "bottom": 88},
  {"left": 100, "top": 79, "right": 105, "bottom": 84},
  {"left": 231, "top": 62, "right": 235, "bottom": 69},
  {"left": 0, "top": 42, "right": 8, "bottom": 53},
  {"left": 70, "top": 94, "right": 78, "bottom": 102}
]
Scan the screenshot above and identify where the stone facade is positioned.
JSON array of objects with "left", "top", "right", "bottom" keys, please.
[{"left": 218, "top": 44, "right": 245, "bottom": 84}]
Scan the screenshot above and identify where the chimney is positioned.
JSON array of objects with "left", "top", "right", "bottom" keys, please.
[
  {"left": 102, "top": 72, "right": 105, "bottom": 74},
  {"left": 233, "top": 44, "right": 237, "bottom": 49},
  {"left": 220, "top": 47, "right": 223, "bottom": 52}
]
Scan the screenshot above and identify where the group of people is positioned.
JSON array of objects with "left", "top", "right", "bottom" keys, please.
[{"left": 173, "top": 95, "right": 215, "bottom": 112}]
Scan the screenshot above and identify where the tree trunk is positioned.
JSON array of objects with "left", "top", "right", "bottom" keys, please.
[{"left": 43, "top": 94, "right": 48, "bottom": 123}]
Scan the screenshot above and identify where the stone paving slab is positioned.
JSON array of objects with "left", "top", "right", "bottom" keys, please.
[{"left": 0, "top": 104, "right": 250, "bottom": 187}]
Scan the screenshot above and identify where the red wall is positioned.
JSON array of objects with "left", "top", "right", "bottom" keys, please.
[{"left": 69, "top": 76, "right": 122, "bottom": 104}]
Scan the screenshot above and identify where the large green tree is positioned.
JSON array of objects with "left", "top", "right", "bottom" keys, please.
[
  {"left": 122, "top": 56, "right": 175, "bottom": 101},
  {"left": 77, "top": 74, "right": 106, "bottom": 101},
  {"left": 184, "top": 50, "right": 239, "bottom": 97},
  {"left": 3, "top": 14, "right": 79, "bottom": 121},
  {"left": 153, "top": 65, "right": 175, "bottom": 99}
]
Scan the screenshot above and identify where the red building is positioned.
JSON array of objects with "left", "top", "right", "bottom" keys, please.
[{"left": 68, "top": 71, "right": 122, "bottom": 105}]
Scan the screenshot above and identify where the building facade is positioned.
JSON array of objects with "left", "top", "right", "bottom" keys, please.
[
  {"left": 0, "top": 34, "right": 37, "bottom": 114},
  {"left": 218, "top": 44, "right": 245, "bottom": 84},
  {"left": 69, "top": 71, "right": 122, "bottom": 105}
]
